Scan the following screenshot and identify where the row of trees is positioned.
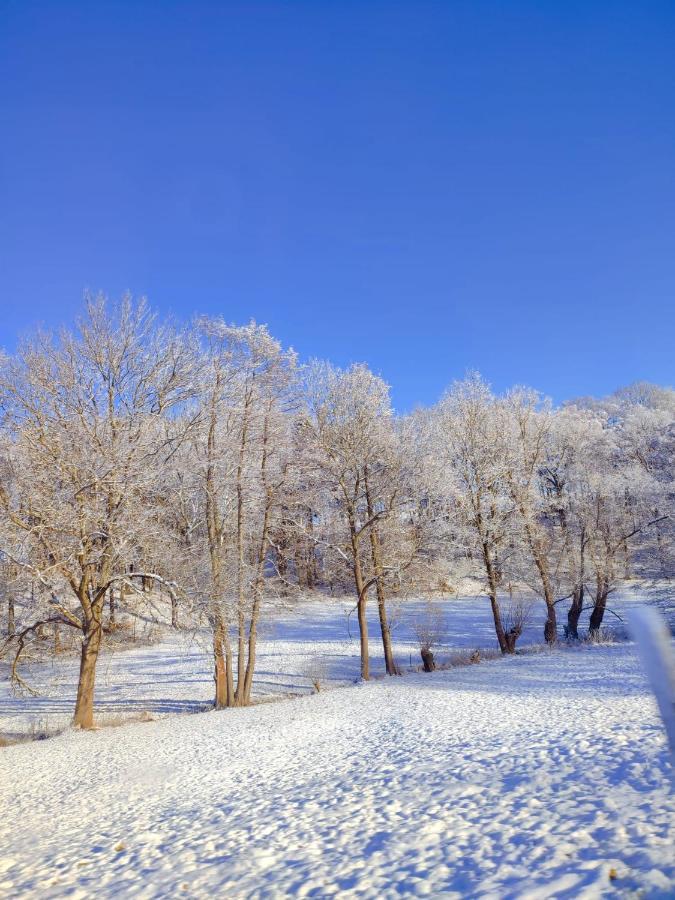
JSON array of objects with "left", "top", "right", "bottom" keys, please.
[{"left": 1, "top": 297, "right": 673, "bottom": 727}]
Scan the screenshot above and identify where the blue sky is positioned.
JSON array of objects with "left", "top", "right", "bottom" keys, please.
[{"left": 1, "top": 1, "right": 673, "bottom": 410}]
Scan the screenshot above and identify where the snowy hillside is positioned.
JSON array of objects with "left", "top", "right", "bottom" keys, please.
[
  {"left": 3, "top": 582, "right": 672, "bottom": 739},
  {"left": 1, "top": 640, "right": 673, "bottom": 898},
  {"left": 1, "top": 583, "right": 675, "bottom": 898}
]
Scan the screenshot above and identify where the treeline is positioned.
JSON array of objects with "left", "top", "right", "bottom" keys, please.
[{"left": 0, "top": 296, "right": 673, "bottom": 727}]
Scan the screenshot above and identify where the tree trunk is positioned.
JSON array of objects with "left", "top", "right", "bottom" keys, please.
[
  {"left": 376, "top": 592, "right": 398, "bottom": 675},
  {"left": 241, "top": 582, "right": 265, "bottom": 706},
  {"left": 171, "top": 595, "right": 179, "bottom": 629},
  {"left": 108, "top": 588, "right": 116, "bottom": 628},
  {"left": 588, "top": 575, "right": 609, "bottom": 637},
  {"left": 622, "top": 538, "right": 631, "bottom": 580},
  {"left": 241, "top": 611, "right": 259, "bottom": 705},
  {"left": 276, "top": 543, "right": 288, "bottom": 578},
  {"left": 357, "top": 589, "right": 369, "bottom": 679},
  {"left": 364, "top": 474, "right": 399, "bottom": 675},
  {"left": 304, "top": 506, "right": 317, "bottom": 588},
  {"left": 520, "top": 515, "right": 557, "bottom": 645},
  {"left": 73, "top": 619, "right": 103, "bottom": 729},
  {"left": 233, "top": 392, "right": 251, "bottom": 706},
  {"left": 349, "top": 511, "right": 370, "bottom": 681},
  {"left": 482, "top": 543, "right": 511, "bottom": 654},
  {"left": 566, "top": 526, "right": 586, "bottom": 640},
  {"left": 537, "top": 561, "right": 557, "bottom": 644},
  {"left": 421, "top": 647, "right": 435, "bottom": 672},
  {"left": 503, "top": 628, "right": 520, "bottom": 653},
  {"left": 225, "top": 644, "right": 234, "bottom": 706},
  {"left": 213, "top": 613, "right": 228, "bottom": 709},
  {"left": 566, "top": 583, "right": 584, "bottom": 640},
  {"left": 656, "top": 516, "right": 667, "bottom": 575},
  {"left": 489, "top": 593, "right": 510, "bottom": 654},
  {"left": 543, "top": 603, "right": 557, "bottom": 644},
  {"left": 7, "top": 595, "right": 15, "bottom": 637},
  {"left": 349, "top": 521, "right": 370, "bottom": 680}
]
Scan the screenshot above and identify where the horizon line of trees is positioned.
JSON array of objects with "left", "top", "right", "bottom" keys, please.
[{"left": 1, "top": 295, "right": 673, "bottom": 728}]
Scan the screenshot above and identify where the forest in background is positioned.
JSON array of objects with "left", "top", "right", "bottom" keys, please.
[{"left": 0, "top": 295, "right": 672, "bottom": 728}]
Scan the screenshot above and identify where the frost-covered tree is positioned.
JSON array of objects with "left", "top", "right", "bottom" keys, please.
[
  {"left": 0, "top": 296, "right": 196, "bottom": 727},
  {"left": 184, "top": 318, "right": 297, "bottom": 707},
  {"left": 551, "top": 397, "right": 670, "bottom": 638},
  {"left": 429, "top": 375, "right": 524, "bottom": 654},
  {"left": 500, "top": 388, "right": 563, "bottom": 643},
  {"left": 301, "top": 362, "right": 414, "bottom": 678}
]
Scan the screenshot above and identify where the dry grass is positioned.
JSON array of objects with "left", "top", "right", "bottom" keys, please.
[
  {"left": 303, "top": 657, "right": 329, "bottom": 694},
  {"left": 582, "top": 626, "right": 630, "bottom": 645},
  {"left": 0, "top": 719, "right": 63, "bottom": 748},
  {"left": 95, "top": 710, "right": 156, "bottom": 729},
  {"left": 407, "top": 644, "right": 504, "bottom": 673},
  {"left": 0, "top": 710, "right": 159, "bottom": 748}
]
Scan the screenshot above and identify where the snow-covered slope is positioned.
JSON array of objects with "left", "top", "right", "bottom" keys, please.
[
  {"left": 1, "top": 643, "right": 673, "bottom": 898},
  {"left": 3, "top": 585, "right": 668, "bottom": 738}
]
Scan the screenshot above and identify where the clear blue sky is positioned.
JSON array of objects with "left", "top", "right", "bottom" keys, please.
[{"left": 1, "top": 1, "right": 673, "bottom": 410}]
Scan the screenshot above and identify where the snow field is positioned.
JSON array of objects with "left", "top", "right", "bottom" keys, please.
[
  {"left": 0, "top": 642, "right": 673, "bottom": 898},
  {"left": 1, "top": 586, "right": 658, "bottom": 738}
]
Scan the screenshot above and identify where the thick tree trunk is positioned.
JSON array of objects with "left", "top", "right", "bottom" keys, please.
[
  {"left": 477, "top": 526, "right": 513, "bottom": 654},
  {"left": 213, "top": 613, "right": 228, "bottom": 709},
  {"left": 489, "top": 593, "right": 510, "bottom": 654},
  {"left": 588, "top": 575, "right": 609, "bottom": 637},
  {"left": 543, "top": 602, "right": 557, "bottom": 645},
  {"left": 73, "top": 619, "right": 103, "bottom": 729},
  {"left": 566, "top": 526, "right": 586, "bottom": 640},
  {"left": 538, "top": 560, "right": 557, "bottom": 643},
  {"left": 503, "top": 628, "right": 520, "bottom": 653},
  {"left": 7, "top": 595, "right": 15, "bottom": 638},
  {"left": 566, "top": 583, "right": 584, "bottom": 640},
  {"left": 108, "top": 589, "right": 116, "bottom": 628},
  {"left": 171, "top": 595, "right": 179, "bottom": 629},
  {"left": 376, "top": 592, "right": 398, "bottom": 676},
  {"left": 421, "top": 647, "right": 436, "bottom": 672}
]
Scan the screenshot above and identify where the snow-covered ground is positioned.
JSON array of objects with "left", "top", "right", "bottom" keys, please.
[
  {"left": 2, "top": 580, "right": 673, "bottom": 738},
  {"left": 1, "top": 640, "right": 673, "bottom": 898},
  {"left": 1, "top": 583, "right": 673, "bottom": 897}
]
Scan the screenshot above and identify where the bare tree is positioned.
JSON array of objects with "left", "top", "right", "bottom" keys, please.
[
  {"left": 301, "top": 362, "right": 414, "bottom": 678},
  {"left": 429, "top": 375, "right": 522, "bottom": 653},
  {"left": 0, "top": 295, "right": 196, "bottom": 728},
  {"left": 501, "top": 388, "right": 563, "bottom": 644},
  {"left": 185, "top": 318, "right": 297, "bottom": 708},
  {"left": 413, "top": 599, "right": 447, "bottom": 672}
]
